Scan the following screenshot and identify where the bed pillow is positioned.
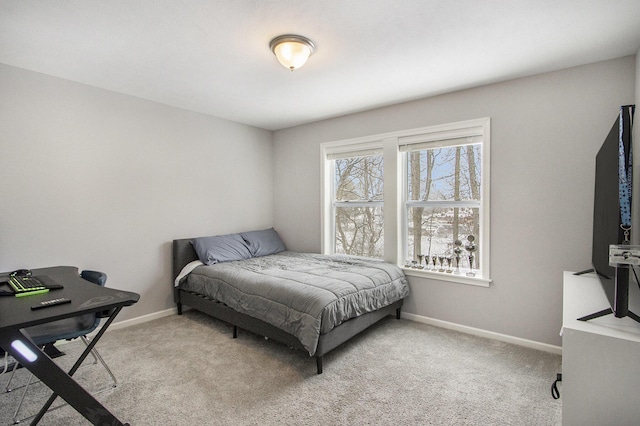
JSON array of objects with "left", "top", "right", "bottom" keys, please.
[
  {"left": 241, "top": 228, "right": 287, "bottom": 257},
  {"left": 192, "top": 233, "right": 252, "bottom": 265}
]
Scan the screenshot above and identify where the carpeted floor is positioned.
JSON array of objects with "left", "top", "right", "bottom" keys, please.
[{"left": 0, "top": 311, "right": 562, "bottom": 425}]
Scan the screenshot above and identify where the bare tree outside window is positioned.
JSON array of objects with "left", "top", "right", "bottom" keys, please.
[
  {"left": 323, "top": 118, "right": 489, "bottom": 281},
  {"left": 406, "top": 143, "right": 481, "bottom": 269},
  {"left": 333, "top": 154, "right": 384, "bottom": 258}
]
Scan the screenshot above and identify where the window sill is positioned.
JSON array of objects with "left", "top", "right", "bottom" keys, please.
[{"left": 401, "top": 267, "right": 492, "bottom": 287}]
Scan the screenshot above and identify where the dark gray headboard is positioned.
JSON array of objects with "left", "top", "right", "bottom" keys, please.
[{"left": 172, "top": 238, "right": 199, "bottom": 283}]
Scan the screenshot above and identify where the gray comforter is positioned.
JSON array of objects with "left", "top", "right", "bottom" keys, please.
[{"left": 178, "top": 251, "right": 410, "bottom": 356}]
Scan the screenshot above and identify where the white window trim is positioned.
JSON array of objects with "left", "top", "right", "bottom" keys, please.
[
  {"left": 320, "top": 118, "right": 491, "bottom": 287},
  {"left": 321, "top": 139, "right": 385, "bottom": 256},
  {"left": 400, "top": 118, "right": 491, "bottom": 286}
]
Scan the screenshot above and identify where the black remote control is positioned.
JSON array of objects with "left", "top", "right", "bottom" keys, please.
[{"left": 31, "top": 297, "right": 71, "bottom": 310}]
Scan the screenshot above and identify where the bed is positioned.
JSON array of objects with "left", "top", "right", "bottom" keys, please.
[{"left": 172, "top": 229, "right": 410, "bottom": 374}]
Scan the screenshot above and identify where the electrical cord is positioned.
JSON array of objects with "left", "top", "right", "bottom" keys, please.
[{"left": 551, "top": 373, "right": 562, "bottom": 399}]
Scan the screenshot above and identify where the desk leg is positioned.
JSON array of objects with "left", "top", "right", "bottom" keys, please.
[{"left": 0, "top": 308, "right": 127, "bottom": 426}]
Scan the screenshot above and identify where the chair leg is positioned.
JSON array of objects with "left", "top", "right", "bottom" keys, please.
[
  {"left": 85, "top": 340, "right": 99, "bottom": 365},
  {"left": 4, "top": 360, "right": 20, "bottom": 393},
  {"left": 12, "top": 370, "right": 35, "bottom": 424},
  {"left": 80, "top": 336, "right": 117, "bottom": 388},
  {"left": 8, "top": 338, "right": 117, "bottom": 424}
]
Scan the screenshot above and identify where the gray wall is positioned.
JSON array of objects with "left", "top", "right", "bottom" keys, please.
[
  {"left": 0, "top": 63, "right": 274, "bottom": 322},
  {"left": 273, "top": 56, "right": 637, "bottom": 347},
  {"left": 1, "top": 54, "right": 636, "bottom": 347}
]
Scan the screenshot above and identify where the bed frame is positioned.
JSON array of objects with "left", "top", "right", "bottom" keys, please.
[{"left": 172, "top": 238, "right": 403, "bottom": 374}]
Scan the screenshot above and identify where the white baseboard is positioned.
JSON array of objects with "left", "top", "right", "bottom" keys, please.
[
  {"left": 402, "top": 312, "right": 563, "bottom": 355},
  {"left": 107, "top": 307, "right": 177, "bottom": 332},
  {"left": 86, "top": 307, "right": 178, "bottom": 338},
  {"left": 93, "top": 307, "right": 562, "bottom": 356}
]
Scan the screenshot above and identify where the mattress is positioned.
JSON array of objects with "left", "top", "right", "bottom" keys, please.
[{"left": 177, "top": 251, "right": 410, "bottom": 355}]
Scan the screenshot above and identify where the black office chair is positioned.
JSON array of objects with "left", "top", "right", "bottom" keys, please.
[{"left": 4, "top": 270, "right": 117, "bottom": 423}]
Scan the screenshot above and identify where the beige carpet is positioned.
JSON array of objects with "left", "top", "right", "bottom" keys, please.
[{"left": 0, "top": 311, "right": 562, "bottom": 425}]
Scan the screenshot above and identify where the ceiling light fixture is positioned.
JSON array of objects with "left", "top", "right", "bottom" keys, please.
[{"left": 269, "top": 34, "right": 315, "bottom": 71}]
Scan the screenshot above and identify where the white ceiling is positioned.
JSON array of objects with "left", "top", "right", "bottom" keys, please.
[{"left": 2, "top": 1, "right": 640, "bottom": 131}]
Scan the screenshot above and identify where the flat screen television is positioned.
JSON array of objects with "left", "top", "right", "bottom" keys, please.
[{"left": 578, "top": 104, "right": 639, "bottom": 323}]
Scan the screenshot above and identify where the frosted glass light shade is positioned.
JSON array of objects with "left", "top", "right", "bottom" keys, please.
[{"left": 270, "top": 35, "right": 315, "bottom": 71}]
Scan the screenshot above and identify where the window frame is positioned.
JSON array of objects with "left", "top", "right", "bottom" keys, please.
[
  {"left": 321, "top": 139, "right": 385, "bottom": 257},
  {"left": 400, "top": 119, "right": 490, "bottom": 286},
  {"left": 321, "top": 117, "right": 491, "bottom": 287}
]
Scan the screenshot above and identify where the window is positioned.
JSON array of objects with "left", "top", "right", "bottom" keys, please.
[
  {"left": 321, "top": 118, "right": 490, "bottom": 286},
  {"left": 403, "top": 138, "right": 482, "bottom": 274},
  {"left": 325, "top": 145, "right": 384, "bottom": 258}
]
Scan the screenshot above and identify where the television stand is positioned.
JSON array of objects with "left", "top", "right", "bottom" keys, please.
[
  {"left": 577, "top": 307, "right": 640, "bottom": 323},
  {"left": 562, "top": 271, "right": 640, "bottom": 425}
]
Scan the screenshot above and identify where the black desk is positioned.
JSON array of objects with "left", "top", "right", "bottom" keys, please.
[{"left": 0, "top": 266, "right": 139, "bottom": 425}]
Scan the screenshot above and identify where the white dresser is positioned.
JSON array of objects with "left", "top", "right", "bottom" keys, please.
[{"left": 562, "top": 271, "right": 640, "bottom": 426}]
